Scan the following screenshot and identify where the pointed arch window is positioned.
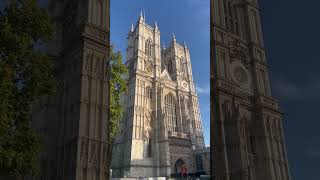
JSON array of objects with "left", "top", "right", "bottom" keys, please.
[
  {"left": 184, "top": 63, "right": 188, "bottom": 74},
  {"left": 180, "top": 58, "right": 188, "bottom": 74},
  {"left": 145, "top": 39, "right": 152, "bottom": 57},
  {"left": 165, "top": 93, "right": 178, "bottom": 132},
  {"left": 144, "top": 114, "right": 152, "bottom": 158},
  {"left": 166, "top": 59, "right": 173, "bottom": 75},
  {"left": 249, "top": 135, "right": 255, "bottom": 155},
  {"left": 146, "top": 86, "right": 152, "bottom": 99},
  {"left": 183, "top": 63, "right": 188, "bottom": 74},
  {"left": 224, "top": 1, "right": 241, "bottom": 36},
  {"left": 147, "top": 138, "right": 152, "bottom": 157}
]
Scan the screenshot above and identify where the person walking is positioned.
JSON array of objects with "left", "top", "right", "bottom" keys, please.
[{"left": 181, "top": 163, "right": 188, "bottom": 178}]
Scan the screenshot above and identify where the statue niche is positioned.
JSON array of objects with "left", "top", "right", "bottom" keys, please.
[{"left": 144, "top": 114, "right": 152, "bottom": 158}]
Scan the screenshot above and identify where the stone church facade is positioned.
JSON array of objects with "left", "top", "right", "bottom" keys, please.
[
  {"left": 111, "top": 14, "right": 208, "bottom": 178},
  {"left": 212, "top": 0, "right": 291, "bottom": 180}
]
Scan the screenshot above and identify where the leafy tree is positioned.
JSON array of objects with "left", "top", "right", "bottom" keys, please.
[
  {"left": 0, "top": 0, "right": 55, "bottom": 177},
  {"left": 107, "top": 46, "right": 128, "bottom": 173},
  {"left": 110, "top": 46, "right": 128, "bottom": 140}
]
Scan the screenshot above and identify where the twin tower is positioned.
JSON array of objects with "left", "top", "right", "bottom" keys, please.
[{"left": 111, "top": 13, "right": 207, "bottom": 177}]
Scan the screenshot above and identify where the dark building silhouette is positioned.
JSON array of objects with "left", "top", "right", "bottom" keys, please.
[
  {"left": 31, "top": 0, "right": 110, "bottom": 179},
  {"left": 212, "top": 0, "right": 291, "bottom": 179}
]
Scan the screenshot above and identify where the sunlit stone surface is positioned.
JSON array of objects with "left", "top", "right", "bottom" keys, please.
[{"left": 111, "top": 14, "right": 210, "bottom": 178}]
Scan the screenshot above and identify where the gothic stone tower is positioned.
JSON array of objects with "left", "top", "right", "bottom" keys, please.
[
  {"left": 31, "top": 0, "right": 110, "bottom": 179},
  {"left": 212, "top": 0, "right": 291, "bottom": 179},
  {"left": 111, "top": 14, "right": 205, "bottom": 178}
]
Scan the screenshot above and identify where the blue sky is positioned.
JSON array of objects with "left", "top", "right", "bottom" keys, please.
[
  {"left": 111, "top": 0, "right": 210, "bottom": 147},
  {"left": 260, "top": 0, "right": 320, "bottom": 179}
]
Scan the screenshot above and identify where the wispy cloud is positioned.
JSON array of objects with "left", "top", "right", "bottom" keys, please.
[
  {"left": 196, "top": 83, "right": 210, "bottom": 147},
  {"left": 272, "top": 78, "right": 320, "bottom": 101},
  {"left": 196, "top": 84, "right": 210, "bottom": 95}
]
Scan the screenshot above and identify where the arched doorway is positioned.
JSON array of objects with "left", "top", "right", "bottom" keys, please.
[
  {"left": 196, "top": 154, "right": 203, "bottom": 171},
  {"left": 175, "top": 159, "right": 185, "bottom": 173}
]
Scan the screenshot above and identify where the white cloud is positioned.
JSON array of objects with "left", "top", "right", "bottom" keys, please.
[{"left": 196, "top": 84, "right": 210, "bottom": 95}]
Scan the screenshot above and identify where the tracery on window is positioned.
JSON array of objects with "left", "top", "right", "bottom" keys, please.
[
  {"left": 146, "top": 86, "right": 152, "bottom": 99},
  {"left": 165, "top": 93, "right": 178, "bottom": 133},
  {"left": 166, "top": 59, "right": 173, "bottom": 75},
  {"left": 180, "top": 59, "right": 188, "bottom": 74},
  {"left": 144, "top": 114, "right": 152, "bottom": 157},
  {"left": 145, "top": 39, "right": 152, "bottom": 56},
  {"left": 224, "top": 0, "right": 242, "bottom": 36}
]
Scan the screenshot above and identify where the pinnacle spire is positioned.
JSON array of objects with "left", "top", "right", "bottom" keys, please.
[
  {"left": 130, "top": 23, "right": 134, "bottom": 32},
  {"left": 155, "top": 21, "right": 158, "bottom": 29},
  {"left": 172, "top": 33, "right": 176, "bottom": 42},
  {"left": 140, "top": 11, "right": 144, "bottom": 21}
]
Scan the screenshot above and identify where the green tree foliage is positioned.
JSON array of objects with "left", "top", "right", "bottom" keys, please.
[
  {"left": 107, "top": 46, "right": 128, "bottom": 176},
  {"left": 0, "top": 0, "right": 55, "bottom": 176},
  {"left": 110, "top": 46, "right": 128, "bottom": 140}
]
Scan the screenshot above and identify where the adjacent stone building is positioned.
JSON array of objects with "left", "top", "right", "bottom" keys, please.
[
  {"left": 31, "top": 0, "right": 111, "bottom": 179},
  {"left": 212, "top": 0, "right": 291, "bottom": 179},
  {"left": 111, "top": 14, "right": 209, "bottom": 178}
]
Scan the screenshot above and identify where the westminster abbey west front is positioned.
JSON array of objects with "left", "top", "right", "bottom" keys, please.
[
  {"left": 212, "top": 0, "right": 291, "bottom": 180},
  {"left": 111, "top": 13, "right": 210, "bottom": 178}
]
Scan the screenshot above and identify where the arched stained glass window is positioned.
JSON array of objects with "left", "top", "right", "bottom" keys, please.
[
  {"left": 145, "top": 39, "right": 152, "bottom": 56},
  {"left": 144, "top": 114, "right": 152, "bottom": 158},
  {"left": 224, "top": 0, "right": 242, "bottom": 36},
  {"left": 165, "top": 93, "right": 178, "bottom": 132},
  {"left": 180, "top": 59, "right": 188, "bottom": 74},
  {"left": 184, "top": 63, "right": 188, "bottom": 73},
  {"left": 166, "top": 59, "right": 173, "bottom": 75}
]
